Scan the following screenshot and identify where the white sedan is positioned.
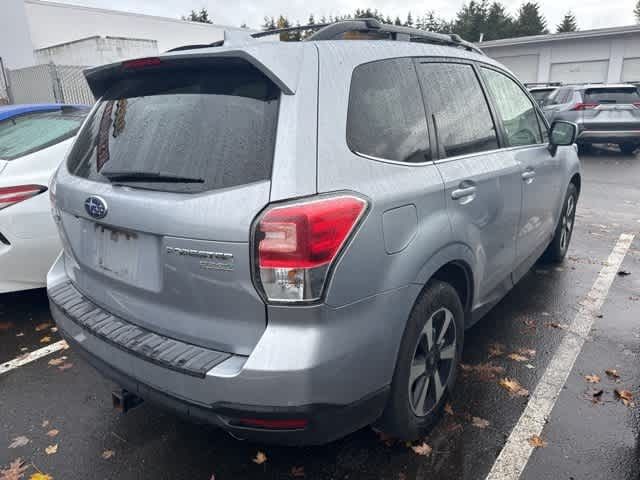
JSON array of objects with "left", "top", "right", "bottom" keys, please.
[{"left": 0, "top": 104, "right": 89, "bottom": 293}]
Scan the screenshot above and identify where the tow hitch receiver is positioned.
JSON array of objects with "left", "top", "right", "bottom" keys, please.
[{"left": 112, "top": 389, "right": 144, "bottom": 414}]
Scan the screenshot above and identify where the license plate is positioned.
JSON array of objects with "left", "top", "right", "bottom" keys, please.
[{"left": 95, "top": 224, "right": 139, "bottom": 281}]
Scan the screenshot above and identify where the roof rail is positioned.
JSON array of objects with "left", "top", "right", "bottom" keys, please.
[{"left": 166, "top": 18, "right": 483, "bottom": 55}]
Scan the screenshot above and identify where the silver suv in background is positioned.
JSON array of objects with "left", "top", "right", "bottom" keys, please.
[
  {"left": 47, "top": 20, "right": 581, "bottom": 445},
  {"left": 543, "top": 83, "right": 640, "bottom": 154}
]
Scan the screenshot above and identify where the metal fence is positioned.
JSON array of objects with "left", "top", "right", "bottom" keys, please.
[{"left": 4, "top": 63, "right": 94, "bottom": 105}]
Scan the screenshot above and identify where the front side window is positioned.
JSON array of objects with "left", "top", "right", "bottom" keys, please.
[
  {"left": 482, "top": 68, "right": 542, "bottom": 147},
  {"left": 347, "top": 58, "right": 429, "bottom": 163},
  {"left": 416, "top": 62, "right": 498, "bottom": 158},
  {"left": 0, "top": 109, "right": 87, "bottom": 160}
]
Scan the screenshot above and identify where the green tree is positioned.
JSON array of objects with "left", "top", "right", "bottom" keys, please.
[
  {"left": 514, "top": 2, "right": 548, "bottom": 37},
  {"left": 635, "top": 0, "right": 640, "bottom": 23},
  {"left": 405, "top": 12, "right": 414, "bottom": 27},
  {"left": 182, "top": 7, "right": 213, "bottom": 24},
  {"left": 453, "top": 0, "right": 489, "bottom": 42},
  {"left": 394, "top": 16, "right": 403, "bottom": 26},
  {"left": 262, "top": 16, "right": 276, "bottom": 30},
  {"left": 484, "top": 2, "right": 513, "bottom": 40},
  {"left": 416, "top": 11, "right": 451, "bottom": 33},
  {"left": 556, "top": 11, "right": 578, "bottom": 33}
]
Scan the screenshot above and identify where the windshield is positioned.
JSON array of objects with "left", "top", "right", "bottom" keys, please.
[
  {"left": 66, "top": 63, "right": 280, "bottom": 194},
  {"left": 583, "top": 87, "right": 640, "bottom": 104},
  {"left": 0, "top": 109, "right": 87, "bottom": 160}
]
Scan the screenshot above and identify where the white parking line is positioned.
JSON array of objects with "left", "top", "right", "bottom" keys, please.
[
  {"left": 486, "top": 233, "right": 635, "bottom": 480},
  {"left": 0, "top": 340, "right": 68, "bottom": 375}
]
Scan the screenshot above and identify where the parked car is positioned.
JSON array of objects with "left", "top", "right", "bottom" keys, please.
[
  {"left": 528, "top": 85, "right": 559, "bottom": 107},
  {"left": 47, "top": 19, "right": 580, "bottom": 445},
  {"left": 0, "top": 104, "right": 89, "bottom": 293},
  {"left": 543, "top": 83, "right": 640, "bottom": 154}
]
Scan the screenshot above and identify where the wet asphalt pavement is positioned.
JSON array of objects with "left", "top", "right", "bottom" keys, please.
[{"left": 1, "top": 147, "right": 639, "bottom": 480}]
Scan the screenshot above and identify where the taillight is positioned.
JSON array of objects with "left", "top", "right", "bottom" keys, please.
[
  {"left": 253, "top": 194, "right": 368, "bottom": 302},
  {"left": 571, "top": 102, "right": 598, "bottom": 111},
  {"left": 0, "top": 185, "right": 47, "bottom": 210},
  {"left": 122, "top": 57, "right": 162, "bottom": 70},
  {"left": 634, "top": 102, "right": 640, "bottom": 108}
]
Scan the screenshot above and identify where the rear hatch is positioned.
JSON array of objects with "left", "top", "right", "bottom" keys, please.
[
  {"left": 55, "top": 57, "right": 281, "bottom": 355},
  {"left": 581, "top": 86, "right": 640, "bottom": 130}
]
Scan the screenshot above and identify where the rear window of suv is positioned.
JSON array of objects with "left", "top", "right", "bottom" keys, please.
[
  {"left": 67, "top": 62, "right": 280, "bottom": 193},
  {"left": 583, "top": 87, "right": 640, "bottom": 104},
  {"left": 0, "top": 108, "right": 87, "bottom": 160}
]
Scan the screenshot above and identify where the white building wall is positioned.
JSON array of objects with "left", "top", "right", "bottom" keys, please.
[
  {"left": 24, "top": 0, "right": 241, "bottom": 53},
  {"left": 34, "top": 36, "right": 159, "bottom": 67},
  {"left": 0, "top": 0, "right": 36, "bottom": 68},
  {"left": 481, "top": 29, "right": 640, "bottom": 84}
]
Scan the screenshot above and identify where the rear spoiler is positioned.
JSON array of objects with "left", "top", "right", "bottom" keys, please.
[{"left": 84, "top": 42, "right": 306, "bottom": 97}]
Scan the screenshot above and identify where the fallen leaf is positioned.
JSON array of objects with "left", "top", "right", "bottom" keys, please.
[
  {"left": 487, "top": 343, "right": 505, "bottom": 358},
  {"left": 516, "top": 348, "right": 536, "bottom": 359},
  {"left": 16, "top": 333, "right": 24, "bottom": 337},
  {"left": 617, "top": 270, "right": 631, "bottom": 277},
  {"left": 41, "top": 420, "right": 49, "bottom": 428},
  {"left": 0, "top": 321, "right": 13, "bottom": 332},
  {"left": 39, "top": 336, "right": 51, "bottom": 344},
  {"left": 411, "top": 442, "right": 433, "bottom": 456},
  {"left": 252, "top": 451, "right": 267, "bottom": 465},
  {"left": 50, "top": 327, "right": 58, "bottom": 333},
  {"left": 20, "top": 348, "right": 28, "bottom": 352},
  {"left": 522, "top": 319, "right": 536, "bottom": 329},
  {"left": 444, "top": 402, "right": 454, "bottom": 416},
  {"left": 499, "top": 378, "right": 529, "bottom": 397},
  {"left": 290, "top": 466, "right": 305, "bottom": 478},
  {"left": 584, "top": 375, "right": 601, "bottom": 384},
  {"left": 471, "top": 417, "right": 490, "bottom": 429},
  {"left": 8, "top": 436, "right": 30, "bottom": 449},
  {"left": 29, "top": 474, "right": 53, "bottom": 480},
  {"left": 47, "top": 358, "right": 64, "bottom": 367},
  {"left": 57, "top": 363, "right": 73, "bottom": 371},
  {"left": 528, "top": 435, "right": 547, "bottom": 448},
  {"left": 605, "top": 369, "right": 621, "bottom": 379},
  {"left": 44, "top": 445, "right": 58, "bottom": 456},
  {"left": 101, "top": 450, "right": 115, "bottom": 460},
  {"left": 46, "top": 430, "right": 59, "bottom": 438},
  {"left": 34, "top": 322, "right": 52, "bottom": 332},
  {"left": 544, "top": 322, "right": 565, "bottom": 330},
  {"left": 0, "top": 458, "right": 28, "bottom": 480},
  {"left": 615, "top": 389, "right": 634, "bottom": 406},
  {"left": 459, "top": 363, "right": 506, "bottom": 382},
  {"left": 507, "top": 353, "right": 528, "bottom": 362},
  {"left": 592, "top": 390, "right": 604, "bottom": 403}
]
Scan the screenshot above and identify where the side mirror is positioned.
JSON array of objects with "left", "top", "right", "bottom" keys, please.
[{"left": 549, "top": 120, "right": 578, "bottom": 156}]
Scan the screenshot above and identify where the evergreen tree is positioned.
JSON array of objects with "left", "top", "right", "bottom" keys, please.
[
  {"left": 405, "top": 12, "right": 414, "bottom": 27},
  {"left": 182, "top": 8, "right": 213, "bottom": 24},
  {"left": 484, "top": 2, "right": 513, "bottom": 40},
  {"left": 556, "top": 11, "right": 578, "bottom": 33},
  {"left": 635, "top": 0, "right": 640, "bottom": 23},
  {"left": 394, "top": 17, "right": 403, "bottom": 26},
  {"left": 262, "top": 16, "right": 277, "bottom": 30},
  {"left": 416, "top": 11, "right": 451, "bottom": 33},
  {"left": 514, "top": 2, "right": 548, "bottom": 37},
  {"left": 453, "top": 1, "right": 489, "bottom": 42}
]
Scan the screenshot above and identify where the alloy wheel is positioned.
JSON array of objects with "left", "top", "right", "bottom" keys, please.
[{"left": 560, "top": 194, "right": 575, "bottom": 252}]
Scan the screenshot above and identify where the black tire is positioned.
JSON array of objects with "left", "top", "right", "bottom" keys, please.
[
  {"left": 377, "top": 280, "right": 464, "bottom": 440},
  {"left": 543, "top": 183, "right": 578, "bottom": 263},
  {"left": 619, "top": 143, "right": 637, "bottom": 155}
]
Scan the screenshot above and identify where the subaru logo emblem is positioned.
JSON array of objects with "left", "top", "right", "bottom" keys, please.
[{"left": 84, "top": 196, "right": 108, "bottom": 219}]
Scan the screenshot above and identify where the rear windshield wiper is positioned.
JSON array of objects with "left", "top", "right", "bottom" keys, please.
[{"left": 102, "top": 171, "right": 205, "bottom": 184}]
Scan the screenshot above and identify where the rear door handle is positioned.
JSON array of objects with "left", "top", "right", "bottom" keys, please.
[
  {"left": 451, "top": 186, "right": 477, "bottom": 200},
  {"left": 522, "top": 170, "right": 536, "bottom": 183}
]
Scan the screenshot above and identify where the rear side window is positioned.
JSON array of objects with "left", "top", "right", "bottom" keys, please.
[
  {"left": 547, "top": 87, "right": 571, "bottom": 105},
  {"left": 347, "top": 58, "right": 429, "bottom": 163},
  {"left": 67, "top": 63, "right": 280, "bottom": 194},
  {"left": 481, "top": 68, "right": 542, "bottom": 147},
  {"left": 416, "top": 62, "right": 498, "bottom": 158},
  {"left": 0, "top": 109, "right": 86, "bottom": 160},
  {"left": 583, "top": 87, "right": 640, "bottom": 104}
]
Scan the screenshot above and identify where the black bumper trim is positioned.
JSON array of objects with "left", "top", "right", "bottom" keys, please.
[{"left": 48, "top": 281, "right": 231, "bottom": 378}]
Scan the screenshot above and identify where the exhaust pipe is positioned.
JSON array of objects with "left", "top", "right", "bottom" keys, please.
[{"left": 112, "top": 389, "right": 144, "bottom": 414}]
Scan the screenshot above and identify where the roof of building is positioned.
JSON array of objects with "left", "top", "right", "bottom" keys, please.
[
  {"left": 0, "top": 103, "right": 89, "bottom": 122},
  {"left": 478, "top": 24, "right": 640, "bottom": 49}
]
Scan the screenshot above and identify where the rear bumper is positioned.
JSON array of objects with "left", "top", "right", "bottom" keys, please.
[
  {"left": 577, "top": 130, "right": 640, "bottom": 143},
  {"left": 48, "top": 254, "right": 415, "bottom": 445}
]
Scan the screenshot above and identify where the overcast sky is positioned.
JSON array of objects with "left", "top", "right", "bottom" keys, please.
[{"left": 52, "top": 0, "right": 637, "bottom": 32}]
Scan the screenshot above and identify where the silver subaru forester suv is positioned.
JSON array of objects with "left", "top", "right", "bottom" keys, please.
[{"left": 47, "top": 19, "right": 581, "bottom": 445}]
